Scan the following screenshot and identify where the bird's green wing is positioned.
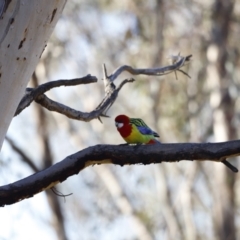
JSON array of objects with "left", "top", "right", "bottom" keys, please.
[{"left": 130, "top": 118, "right": 159, "bottom": 137}]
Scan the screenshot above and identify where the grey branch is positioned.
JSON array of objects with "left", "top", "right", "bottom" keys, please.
[
  {"left": 34, "top": 78, "right": 134, "bottom": 121},
  {"left": 109, "top": 54, "right": 192, "bottom": 81},
  {"left": 0, "top": 140, "right": 239, "bottom": 206},
  {"left": 14, "top": 54, "right": 191, "bottom": 121},
  {"left": 15, "top": 75, "right": 98, "bottom": 116}
]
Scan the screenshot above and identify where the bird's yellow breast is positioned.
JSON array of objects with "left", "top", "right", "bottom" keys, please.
[{"left": 123, "top": 124, "right": 153, "bottom": 144}]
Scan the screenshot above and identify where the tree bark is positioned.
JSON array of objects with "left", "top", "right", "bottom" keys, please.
[
  {"left": 0, "top": 140, "right": 239, "bottom": 206},
  {"left": 0, "top": 0, "right": 67, "bottom": 149}
]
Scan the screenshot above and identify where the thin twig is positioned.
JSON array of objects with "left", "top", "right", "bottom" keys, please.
[
  {"left": 51, "top": 187, "right": 73, "bottom": 202},
  {"left": 177, "top": 69, "right": 191, "bottom": 78}
]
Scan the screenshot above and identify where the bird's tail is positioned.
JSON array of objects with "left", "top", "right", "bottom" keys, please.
[{"left": 148, "top": 139, "right": 161, "bottom": 144}]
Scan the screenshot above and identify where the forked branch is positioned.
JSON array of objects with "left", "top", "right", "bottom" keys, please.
[
  {"left": 14, "top": 54, "right": 192, "bottom": 120},
  {"left": 15, "top": 75, "right": 98, "bottom": 116}
]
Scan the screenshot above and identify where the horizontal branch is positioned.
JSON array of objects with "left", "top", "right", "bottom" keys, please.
[
  {"left": 0, "top": 140, "right": 239, "bottom": 206},
  {"left": 109, "top": 54, "right": 192, "bottom": 81}
]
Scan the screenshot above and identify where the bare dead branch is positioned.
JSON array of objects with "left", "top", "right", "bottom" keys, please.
[
  {"left": 15, "top": 75, "right": 97, "bottom": 116},
  {"left": 109, "top": 54, "right": 192, "bottom": 81},
  {"left": 96, "top": 78, "right": 135, "bottom": 117},
  {"left": 14, "top": 55, "right": 191, "bottom": 121},
  {"left": 94, "top": 63, "right": 119, "bottom": 122},
  {"left": 0, "top": 140, "right": 239, "bottom": 206},
  {"left": 33, "top": 78, "right": 134, "bottom": 121}
]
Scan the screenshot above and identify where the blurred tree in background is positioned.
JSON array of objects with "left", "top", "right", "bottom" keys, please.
[{"left": 1, "top": 0, "right": 240, "bottom": 239}]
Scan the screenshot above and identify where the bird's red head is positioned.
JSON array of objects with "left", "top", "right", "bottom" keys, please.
[
  {"left": 115, "top": 115, "right": 132, "bottom": 138},
  {"left": 115, "top": 115, "right": 130, "bottom": 128}
]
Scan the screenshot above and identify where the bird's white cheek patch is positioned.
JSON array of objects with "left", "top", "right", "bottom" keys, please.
[{"left": 116, "top": 122, "right": 124, "bottom": 128}]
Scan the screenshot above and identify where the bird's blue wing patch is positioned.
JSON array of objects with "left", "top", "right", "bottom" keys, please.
[
  {"left": 130, "top": 118, "right": 160, "bottom": 137},
  {"left": 137, "top": 126, "right": 158, "bottom": 136}
]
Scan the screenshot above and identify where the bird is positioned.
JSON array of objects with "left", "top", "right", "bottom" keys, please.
[
  {"left": 115, "top": 114, "right": 160, "bottom": 144},
  {"left": 114, "top": 115, "right": 238, "bottom": 172}
]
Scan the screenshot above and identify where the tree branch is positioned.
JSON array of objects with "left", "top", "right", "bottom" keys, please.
[
  {"left": 0, "top": 140, "right": 239, "bottom": 206},
  {"left": 33, "top": 78, "right": 134, "bottom": 121},
  {"left": 14, "top": 54, "right": 191, "bottom": 120},
  {"left": 14, "top": 74, "right": 98, "bottom": 116},
  {"left": 109, "top": 54, "right": 192, "bottom": 81}
]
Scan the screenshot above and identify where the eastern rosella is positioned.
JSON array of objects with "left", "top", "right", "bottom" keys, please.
[{"left": 115, "top": 114, "right": 160, "bottom": 144}]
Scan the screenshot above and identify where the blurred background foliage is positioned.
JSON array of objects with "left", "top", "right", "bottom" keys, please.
[{"left": 1, "top": 0, "right": 240, "bottom": 239}]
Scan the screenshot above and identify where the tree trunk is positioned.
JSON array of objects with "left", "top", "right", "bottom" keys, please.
[
  {"left": 207, "top": 0, "right": 236, "bottom": 239},
  {"left": 0, "top": 0, "right": 67, "bottom": 149}
]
